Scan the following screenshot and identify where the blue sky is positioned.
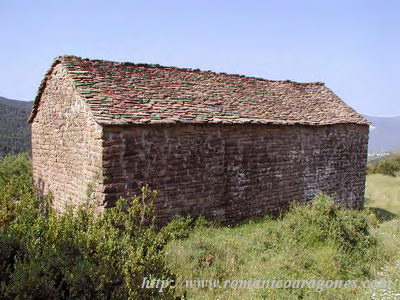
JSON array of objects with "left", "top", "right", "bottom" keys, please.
[{"left": 1, "top": 0, "right": 399, "bottom": 116}]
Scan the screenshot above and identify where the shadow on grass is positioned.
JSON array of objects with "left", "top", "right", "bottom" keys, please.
[{"left": 368, "top": 207, "right": 398, "bottom": 222}]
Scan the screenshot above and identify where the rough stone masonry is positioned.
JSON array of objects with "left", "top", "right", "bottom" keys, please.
[{"left": 29, "top": 55, "right": 369, "bottom": 224}]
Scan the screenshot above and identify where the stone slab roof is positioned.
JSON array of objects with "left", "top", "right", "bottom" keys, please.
[{"left": 29, "top": 55, "right": 369, "bottom": 126}]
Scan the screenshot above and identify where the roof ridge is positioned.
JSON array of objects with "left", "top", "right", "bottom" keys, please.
[{"left": 57, "top": 54, "right": 326, "bottom": 86}]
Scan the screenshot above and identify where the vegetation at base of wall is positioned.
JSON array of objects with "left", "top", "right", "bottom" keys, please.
[
  {"left": 165, "top": 195, "right": 397, "bottom": 299},
  {"left": 1, "top": 154, "right": 399, "bottom": 299},
  {"left": 163, "top": 175, "right": 400, "bottom": 299},
  {"left": 367, "top": 154, "right": 400, "bottom": 177},
  {"left": 0, "top": 154, "right": 188, "bottom": 299}
]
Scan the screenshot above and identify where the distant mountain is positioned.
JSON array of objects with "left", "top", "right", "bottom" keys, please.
[
  {"left": 364, "top": 115, "right": 400, "bottom": 153},
  {"left": 0, "top": 96, "right": 32, "bottom": 157}
]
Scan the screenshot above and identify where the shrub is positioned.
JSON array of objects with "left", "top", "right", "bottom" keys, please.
[
  {"left": 0, "top": 155, "right": 176, "bottom": 299},
  {"left": 367, "top": 154, "right": 400, "bottom": 177},
  {"left": 165, "top": 194, "right": 381, "bottom": 299},
  {"left": 272, "top": 194, "right": 379, "bottom": 278}
]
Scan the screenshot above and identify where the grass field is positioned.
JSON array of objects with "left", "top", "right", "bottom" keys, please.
[{"left": 366, "top": 174, "right": 400, "bottom": 219}]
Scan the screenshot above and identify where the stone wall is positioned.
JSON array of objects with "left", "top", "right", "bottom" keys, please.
[
  {"left": 102, "top": 123, "right": 369, "bottom": 224},
  {"left": 31, "top": 64, "right": 104, "bottom": 211}
]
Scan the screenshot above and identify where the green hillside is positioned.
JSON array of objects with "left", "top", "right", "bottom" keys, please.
[{"left": 0, "top": 96, "right": 32, "bottom": 157}]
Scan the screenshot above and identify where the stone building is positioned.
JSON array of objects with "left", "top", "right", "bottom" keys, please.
[{"left": 29, "top": 55, "right": 369, "bottom": 223}]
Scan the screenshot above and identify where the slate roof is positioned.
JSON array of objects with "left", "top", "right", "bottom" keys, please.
[{"left": 29, "top": 55, "right": 369, "bottom": 126}]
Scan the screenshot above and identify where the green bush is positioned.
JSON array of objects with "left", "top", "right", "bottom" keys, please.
[
  {"left": 165, "top": 194, "right": 381, "bottom": 299},
  {"left": 270, "top": 194, "right": 379, "bottom": 278},
  {"left": 0, "top": 154, "right": 176, "bottom": 299},
  {"left": 367, "top": 154, "right": 400, "bottom": 177}
]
